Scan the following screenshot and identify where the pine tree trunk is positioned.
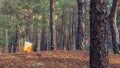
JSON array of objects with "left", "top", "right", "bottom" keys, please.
[
  {"left": 40, "top": 13, "right": 47, "bottom": 51},
  {"left": 56, "top": 31, "right": 60, "bottom": 50},
  {"left": 109, "top": 0, "right": 120, "bottom": 54},
  {"left": 13, "top": 25, "right": 18, "bottom": 53},
  {"left": 26, "top": 0, "right": 32, "bottom": 42},
  {"left": 76, "top": 0, "right": 86, "bottom": 50},
  {"left": 32, "top": 28, "right": 38, "bottom": 52},
  {"left": 8, "top": 32, "right": 13, "bottom": 53},
  {"left": 32, "top": 15, "right": 38, "bottom": 52},
  {"left": 60, "top": 9, "right": 65, "bottom": 50},
  {"left": 90, "top": 0, "right": 109, "bottom": 68},
  {"left": 5, "top": 29, "right": 8, "bottom": 52},
  {"left": 50, "top": 0, "right": 56, "bottom": 50},
  {"left": 70, "top": 8, "right": 75, "bottom": 50},
  {"left": 40, "top": 28, "right": 45, "bottom": 51},
  {"left": 40, "top": 28, "right": 47, "bottom": 51}
]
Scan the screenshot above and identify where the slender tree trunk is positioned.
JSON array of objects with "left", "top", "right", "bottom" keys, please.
[
  {"left": 5, "top": 29, "right": 8, "bottom": 52},
  {"left": 56, "top": 31, "right": 60, "bottom": 50},
  {"left": 8, "top": 31, "right": 13, "bottom": 53},
  {"left": 40, "top": 27, "right": 47, "bottom": 51},
  {"left": 13, "top": 25, "right": 18, "bottom": 53},
  {"left": 59, "top": 20, "right": 65, "bottom": 50},
  {"left": 26, "top": 21, "right": 31, "bottom": 41},
  {"left": 68, "top": 7, "right": 73, "bottom": 51},
  {"left": 90, "top": 0, "right": 109, "bottom": 68},
  {"left": 109, "top": 0, "right": 120, "bottom": 54},
  {"left": 8, "top": 35, "right": 13, "bottom": 53},
  {"left": 34, "top": 33, "right": 38, "bottom": 52},
  {"left": 40, "top": 28, "right": 45, "bottom": 51},
  {"left": 32, "top": 27, "right": 38, "bottom": 52},
  {"left": 50, "top": 0, "right": 56, "bottom": 50},
  {"left": 61, "top": 22, "right": 65, "bottom": 50},
  {"left": 40, "top": 13, "right": 48, "bottom": 51},
  {"left": 32, "top": 14, "right": 38, "bottom": 52},
  {"left": 70, "top": 8, "right": 75, "bottom": 50},
  {"left": 60, "top": 9, "right": 65, "bottom": 50},
  {"left": 76, "top": 0, "right": 86, "bottom": 50},
  {"left": 66, "top": 36, "right": 69, "bottom": 51},
  {"left": 25, "top": 0, "right": 32, "bottom": 42}
]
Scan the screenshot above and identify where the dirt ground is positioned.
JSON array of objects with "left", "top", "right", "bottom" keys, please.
[{"left": 0, "top": 50, "right": 119, "bottom": 68}]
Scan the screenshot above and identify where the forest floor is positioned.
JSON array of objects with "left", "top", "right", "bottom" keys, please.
[{"left": 0, "top": 50, "right": 120, "bottom": 68}]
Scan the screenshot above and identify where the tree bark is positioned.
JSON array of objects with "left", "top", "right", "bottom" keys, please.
[
  {"left": 90, "top": 0, "right": 109, "bottom": 68},
  {"left": 50, "top": 0, "right": 56, "bottom": 50},
  {"left": 8, "top": 30, "right": 14, "bottom": 53},
  {"left": 40, "top": 27, "right": 47, "bottom": 51},
  {"left": 8, "top": 34, "right": 13, "bottom": 53},
  {"left": 60, "top": 9, "right": 65, "bottom": 50},
  {"left": 13, "top": 25, "right": 18, "bottom": 53},
  {"left": 32, "top": 27, "right": 38, "bottom": 52},
  {"left": 109, "top": 0, "right": 120, "bottom": 54},
  {"left": 76, "top": 0, "right": 86, "bottom": 50}
]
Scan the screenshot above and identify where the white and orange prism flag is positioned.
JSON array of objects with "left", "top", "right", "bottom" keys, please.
[{"left": 23, "top": 41, "right": 32, "bottom": 52}]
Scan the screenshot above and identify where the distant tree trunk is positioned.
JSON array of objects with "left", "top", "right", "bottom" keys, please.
[
  {"left": 40, "top": 27, "right": 47, "bottom": 51},
  {"left": 59, "top": 9, "right": 65, "bottom": 50},
  {"left": 40, "top": 28, "right": 45, "bottom": 51},
  {"left": 26, "top": 24, "right": 31, "bottom": 41},
  {"left": 56, "top": 28, "right": 61, "bottom": 50},
  {"left": 66, "top": 7, "right": 74, "bottom": 51},
  {"left": 32, "top": 14, "right": 38, "bottom": 52},
  {"left": 90, "top": 0, "right": 109, "bottom": 68},
  {"left": 62, "top": 23, "right": 65, "bottom": 50},
  {"left": 34, "top": 33, "right": 38, "bottom": 52},
  {"left": 13, "top": 25, "right": 18, "bottom": 53},
  {"left": 32, "top": 26, "right": 38, "bottom": 52},
  {"left": 109, "top": 0, "right": 120, "bottom": 54},
  {"left": 50, "top": 0, "right": 56, "bottom": 50},
  {"left": 3, "top": 29, "right": 8, "bottom": 53},
  {"left": 75, "top": 0, "right": 86, "bottom": 50},
  {"left": 8, "top": 34, "right": 13, "bottom": 53},
  {"left": 5, "top": 29, "right": 8, "bottom": 49},
  {"left": 26, "top": 0, "right": 31, "bottom": 42},
  {"left": 70, "top": 8, "right": 75, "bottom": 50},
  {"left": 40, "top": 14, "right": 48, "bottom": 51}
]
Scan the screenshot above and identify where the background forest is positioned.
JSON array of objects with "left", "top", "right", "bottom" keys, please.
[
  {"left": 0, "top": 0, "right": 119, "bottom": 53},
  {"left": 0, "top": 0, "right": 119, "bottom": 68}
]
